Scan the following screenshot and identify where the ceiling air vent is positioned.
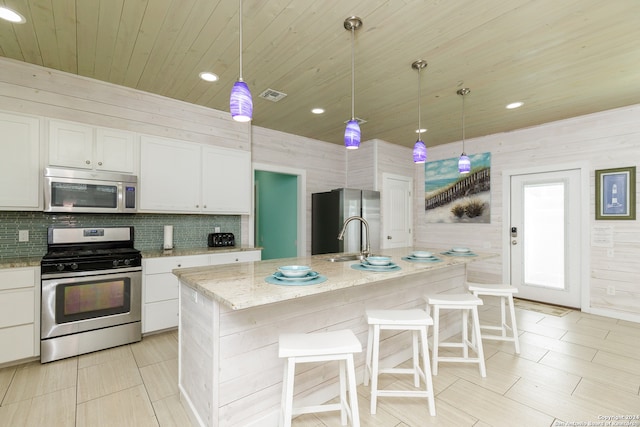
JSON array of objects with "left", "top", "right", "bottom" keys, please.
[{"left": 259, "top": 88, "right": 287, "bottom": 102}]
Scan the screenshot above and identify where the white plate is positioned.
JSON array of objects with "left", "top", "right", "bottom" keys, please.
[
  {"left": 360, "top": 262, "right": 398, "bottom": 270},
  {"left": 411, "top": 251, "right": 433, "bottom": 258},
  {"left": 451, "top": 247, "right": 470, "bottom": 253},
  {"left": 366, "top": 256, "right": 392, "bottom": 266},
  {"left": 278, "top": 265, "right": 312, "bottom": 277},
  {"left": 406, "top": 255, "right": 438, "bottom": 260},
  {"left": 273, "top": 271, "right": 319, "bottom": 281}
]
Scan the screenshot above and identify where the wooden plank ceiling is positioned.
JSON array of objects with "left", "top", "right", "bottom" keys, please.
[{"left": 0, "top": 0, "right": 638, "bottom": 148}]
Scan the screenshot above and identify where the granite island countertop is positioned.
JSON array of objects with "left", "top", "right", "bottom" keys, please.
[{"left": 173, "top": 247, "right": 495, "bottom": 311}]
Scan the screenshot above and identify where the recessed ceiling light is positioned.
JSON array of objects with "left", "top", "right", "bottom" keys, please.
[
  {"left": 0, "top": 7, "right": 26, "bottom": 23},
  {"left": 311, "top": 108, "right": 325, "bottom": 114},
  {"left": 506, "top": 101, "right": 524, "bottom": 109},
  {"left": 415, "top": 128, "right": 427, "bottom": 133},
  {"left": 199, "top": 72, "right": 218, "bottom": 82}
]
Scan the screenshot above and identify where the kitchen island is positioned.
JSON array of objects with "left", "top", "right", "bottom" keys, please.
[{"left": 174, "top": 247, "right": 493, "bottom": 426}]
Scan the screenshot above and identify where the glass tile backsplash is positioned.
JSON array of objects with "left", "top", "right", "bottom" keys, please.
[{"left": 0, "top": 211, "right": 240, "bottom": 259}]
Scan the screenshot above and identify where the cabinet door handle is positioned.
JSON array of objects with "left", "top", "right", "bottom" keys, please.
[
  {"left": 98, "top": 161, "right": 103, "bottom": 166},
  {"left": 85, "top": 160, "right": 91, "bottom": 165},
  {"left": 195, "top": 204, "right": 199, "bottom": 208}
]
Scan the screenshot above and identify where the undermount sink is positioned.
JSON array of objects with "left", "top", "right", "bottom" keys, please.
[
  {"left": 324, "top": 253, "right": 388, "bottom": 262},
  {"left": 325, "top": 254, "right": 365, "bottom": 262}
]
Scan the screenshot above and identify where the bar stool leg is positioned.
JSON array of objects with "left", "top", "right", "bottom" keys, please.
[
  {"left": 363, "top": 325, "right": 373, "bottom": 386},
  {"left": 419, "top": 326, "right": 436, "bottom": 416},
  {"left": 462, "top": 309, "right": 469, "bottom": 359},
  {"left": 339, "top": 360, "right": 347, "bottom": 425},
  {"left": 431, "top": 305, "right": 440, "bottom": 375},
  {"left": 346, "top": 355, "right": 360, "bottom": 427},
  {"left": 281, "top": 359, "right": 296, "bottom": 427},
  {"left": 412, "top": 330, "right": 420, "bottom": 387},
  {"left": 471, "top": 307, "right": 487, "bottom": 377},
  {"left": 508, "top": 295, "right": 521, "bottom": 353},
  {"left": 370, "top": 324, "right": 381, "bottom": 415},
  {"left": 499, "top": 296, "right": 507, "bottom": 338}
]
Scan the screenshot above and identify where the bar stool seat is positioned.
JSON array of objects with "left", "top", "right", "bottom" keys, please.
[
  {"left": 467, "top": 282, "right": 520, "bottom": 354},
  {"left": 424, "top": 293, "right": 486, "bottom": 377},
  {"left": 363, "top": 309, "right": 436, "bottom": 416},
  {"left": 278, "top": 329, "right": 362, "bottom": 427}
]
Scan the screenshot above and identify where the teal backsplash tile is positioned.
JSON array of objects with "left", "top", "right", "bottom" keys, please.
[{"left": 0, "top": 211, "right": 240, "bottom": 259}]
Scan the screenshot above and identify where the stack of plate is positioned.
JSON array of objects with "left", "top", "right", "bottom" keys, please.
[
  {"left": 402, "top": 251, "right": 441, "bottom": 262},
  {"left": 441, "top": 247, "right": 477, "bottom": 257},
  {"left": 352, "top": 256, "right": 401, "bottom": 272},
  {"left": 266, "top": 265, "right": 326, "bottom": 285}
]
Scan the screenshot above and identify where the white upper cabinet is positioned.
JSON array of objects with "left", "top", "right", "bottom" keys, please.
[
  {"left": 202, "top": 146, "right": 251, "bottom": 214},
  {"left": 139, "top": 135, "right": 201, "bottom": 212},
  {"left": 48, "top": 119, "right": 137, "bottom": 174},
  {"left": 0, "top": 112, "right": 41, "bottom": 210},
  {"left": 140, "top": 135, "right": 251, "bottom": 214}
]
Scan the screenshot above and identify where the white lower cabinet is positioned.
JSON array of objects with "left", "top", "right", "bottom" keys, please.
[
  {"left": 142, "top": 250, "right": 261, "bottom": 333},
  {"left": 0, "top": 267, "right": 39, "bottom": 364}
]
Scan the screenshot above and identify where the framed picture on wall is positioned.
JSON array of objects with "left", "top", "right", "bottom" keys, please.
[{"left": 595, "top": 166, "right": 636, "bottom": 220}]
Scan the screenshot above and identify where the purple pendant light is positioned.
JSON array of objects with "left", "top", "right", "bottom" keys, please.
[
  {"left": 457, "top": 88, "right": 471, "bottom": 174},
  {"left": 412, "top": 60, "right": 428, "bottom": 163},
  {"left": 230, "top": 0, "right": 253, "bottom": 122},
  {"left": 344, "top": 17, "right": 362, "bottom": 149}
]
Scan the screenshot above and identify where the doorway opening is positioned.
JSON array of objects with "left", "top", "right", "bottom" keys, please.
[{"left": 252, "top": 163, "right": 307, "bottom": 260}]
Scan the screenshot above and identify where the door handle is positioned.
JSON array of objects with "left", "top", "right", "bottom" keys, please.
[
  {"left": 387, "top": 235, "right": 392, "bottom": 240},
  {"left": 512, "top": 240, "right": 517, "bottom": 245}
]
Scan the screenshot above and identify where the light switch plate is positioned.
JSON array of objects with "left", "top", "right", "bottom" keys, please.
[
  {"left": 214, "top": 227, "right": 221, "bottom": 233},
  {"left": 18, "top": 230, "right": 29, "bottom": 242}
]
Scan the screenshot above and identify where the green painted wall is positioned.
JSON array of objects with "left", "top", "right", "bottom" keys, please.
[
  {"left": 255, "top": 171, "right": 297, "bottom": 260},
  {"left": 0, "top": 211, "right": 240, "bottom": 259}
]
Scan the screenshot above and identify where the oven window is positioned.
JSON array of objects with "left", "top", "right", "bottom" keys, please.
[
  {"left": 51, "top": 182, "right": 118, "bottom": 208},
  {"left": 56, "top": 278, "right": 131, "bottom": 324}
]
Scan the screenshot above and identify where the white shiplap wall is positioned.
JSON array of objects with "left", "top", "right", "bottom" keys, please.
[
  {"left": 414, "top": 104, "right": 640, "bottom": 321},
  {"left": 2, "top": 57, "right": 638, "bottom": 321},
  {"left": 249, "top": 125, "right": 346, "bottom": 254},
  {"left": 0, "top": 58, "right": 250, "bottom": 151}
]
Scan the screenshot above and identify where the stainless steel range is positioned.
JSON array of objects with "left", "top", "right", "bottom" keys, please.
[{"left": 40, "top": 226, "right": 142, "bottom": 363}]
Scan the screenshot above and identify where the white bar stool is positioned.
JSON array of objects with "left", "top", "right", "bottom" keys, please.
[
  {"left": 363, "top": 309, "right": 436, "bottom": 416},
  {"left": 278, "top": 329, "right": 362, "bottom": 427},
  {"left": 424, "top": 293, "right": 486, "bottom": 377},
  {"left": 467, "top": 282, "right": 520, "bottom": 354}
]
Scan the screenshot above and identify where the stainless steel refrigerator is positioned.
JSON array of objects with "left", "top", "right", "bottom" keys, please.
[{"left": 312, "top": 188, "right": 380, "bottom": 255}]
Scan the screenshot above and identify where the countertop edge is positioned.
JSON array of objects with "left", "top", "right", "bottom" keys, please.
[{"left": 142, "top": 246, "right": 261, "bottom": 259}]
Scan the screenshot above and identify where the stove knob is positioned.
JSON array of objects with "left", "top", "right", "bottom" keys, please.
[
  {"left": 113, "top": 260, "right": 120, "bottom": 267},
  {"left": 69, "top": 263, "right": 78, "bottom": 270},
  {"left": 56, "top": 264, "right": 65, "bottom": 271},
  {"left": 124, "top": 259, "right": 131, "bottom": 266}
]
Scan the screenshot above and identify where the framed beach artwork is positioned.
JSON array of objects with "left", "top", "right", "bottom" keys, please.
[
  {"left": 424, "top": 152, "right": 491, "bottom": 223},
  {"left": 595, "top": 166, "right": 636, "bottom": 220}
]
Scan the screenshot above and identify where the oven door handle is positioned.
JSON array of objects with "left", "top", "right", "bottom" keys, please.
[{"left": 41, "top": 266, "right": 142, "bottom": 280}]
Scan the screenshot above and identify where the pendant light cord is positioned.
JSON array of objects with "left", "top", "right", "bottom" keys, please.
[
  {"left": 417, "top": 67, "right": 422, "bottom": 140},
  {"left": 350, "top": 27, "right": 355, "bottom": 120},
  {"left": 239, "top": 0, "right": 243, "bottom": 81},
  {"left": 461, "top": 92, "right": 465, "bottom": 151}
]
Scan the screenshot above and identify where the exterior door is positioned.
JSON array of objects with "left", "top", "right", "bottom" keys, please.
[
  {"left": 510, "top": 169, "right": 581, "bottom": 307},
  {"left": 382, "top": 173, "right": 413, "bottom": 249}
]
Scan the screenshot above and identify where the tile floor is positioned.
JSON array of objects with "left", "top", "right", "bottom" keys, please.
[{"left": 1, "top": 302, "right": 639, "bottom": 427}]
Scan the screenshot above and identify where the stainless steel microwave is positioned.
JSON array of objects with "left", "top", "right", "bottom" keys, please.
[{"left": 43, "top": 167, "right": 137, "bottom": 213}]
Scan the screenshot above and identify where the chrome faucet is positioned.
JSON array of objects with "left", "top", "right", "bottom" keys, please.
[{"left": 337, "top": 215, "right": 370, "bottom": 257}]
